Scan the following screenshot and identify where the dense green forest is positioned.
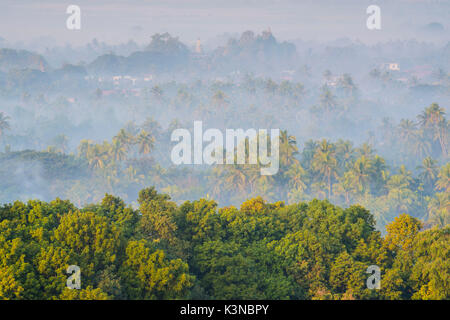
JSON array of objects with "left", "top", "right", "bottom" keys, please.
[{"left": 0, "top": 187, "right": 448, "bottom": 300}]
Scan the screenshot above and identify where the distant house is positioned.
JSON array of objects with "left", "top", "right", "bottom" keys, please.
[
  {"left": 124, "top": 75, "right": 137, "bottom": 85},
  {"left": 382, "top": 63, "right": 400, "bottom": 71}
]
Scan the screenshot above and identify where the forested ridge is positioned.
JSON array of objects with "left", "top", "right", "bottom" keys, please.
[{"left": 0, "top": 187, "right": 448, "bottom": 300}]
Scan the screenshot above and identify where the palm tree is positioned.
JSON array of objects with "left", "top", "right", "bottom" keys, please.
[
  {"left": 0, "top": 112, "right": 11, "bottom": 141},
  {"left": 418, "top": 103, "right": 445, "bottom": 127},
  {"left": 136, "top": 130, "right": 155, "bottom": 156},
  {"left": 278, "top": 80, "right": 293, "bottom": 97},
  {"left": 312, "top": 140, "right": 338, "bottom": 198},
  {"left": 301, "top": 140, "right": 319, "bottom": 170},
  {"left": 370, "top": 155, "right": 389, "bottom": 195},
  {"left": 319, "top": 85, "right": 336, "bottom": 111},
  {"left": 336, "top": 171, "right": 358, "bottom": 205},
  {"left": 356, "top": 143, "right": 374, "bottom": 158},
  {"left": 412, "top": 130, "right": 431, "bottom": 159},
  {"left": 351, "top": 156, "right": 373, "bottom": 194},
  {"left": 87, "top": 145, "right": 108, "bottom": 170},
  {"left": 148, "top": 164, "right": 170, "bottom": 188},
  {"left": 142, "top": 117, "right": 162, "bottom": 138},
  {"left": 78, "top": 139, "right": 93, "bottom": 159},
  {"left": 418, "top": 103, "right": 448, "bottom": 157},
  {"left": 417, "top": 157, "right": 439, "bottom": 191},
  {"left": 114, "top": 129, "right": 133, "bottom": 150},
  {"left": 293, "top": 83, "right": 305, "bottom": 103},
  {"left": 335, "top": 140, "right": 355, "bottom": 170},
  {"left": 427, "top": 192, "right": 449, "bottom": 227},
  {"left": 109, "top": 138, "right": 127, "bottom": 162},
  {"left": 279, "top": 130, "right": 299, "bottom": 168},
  {"left": 434, "top": 120, "right": 448, "bottom": 157},
  {"left": 284, "top": 163, "right": 308, "bottom": 193},
  {"left": 435, "top": 163, "right": 450, "bottom": 193},
  {"left": 338, "top": 73, "right": 357, "bottom": 96},
  {"left": 224, "top": 165, "right": 248, "bottom": 194},
  {"left": 386, "top": 167, "right": 417, "bottom": 214},
  {"left": 398, "top": 119, "right": 417, "bottom": 144},
  {"left": 264, "top": 79, "right": 278, "bottom": 95}
]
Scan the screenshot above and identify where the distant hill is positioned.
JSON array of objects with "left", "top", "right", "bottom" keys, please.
[
  {"left": 88, "top": 33, "right": 190, "bottom": 75},
  {"left": 0, "top": 48, "right": 49, "bottom": 73}
]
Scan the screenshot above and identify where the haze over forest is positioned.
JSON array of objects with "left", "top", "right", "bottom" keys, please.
[{"left": 0, "top": 0, "right": 448, "bottom": 300}]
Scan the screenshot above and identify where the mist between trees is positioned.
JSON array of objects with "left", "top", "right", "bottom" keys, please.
[{"left": 0, "top": 29, "right": 448, "bottom": 299}]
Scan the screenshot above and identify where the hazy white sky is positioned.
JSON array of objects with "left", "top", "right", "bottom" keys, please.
[{"left": 1, "top": 0, "right": 449, "bottom": 46}]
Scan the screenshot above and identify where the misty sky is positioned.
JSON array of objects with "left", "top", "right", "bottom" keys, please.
[{"left": 1, "top": 0, "right": 449, "bottom": 48}]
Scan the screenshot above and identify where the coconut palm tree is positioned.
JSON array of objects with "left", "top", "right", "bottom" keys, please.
[
  {"left": 398, "top": 119, "right": 417, "bottom": 145},
  {"left": 335, "top": 139, "right": 355, "bottom": 170},
  {"left": 284, "top": 163, "right": 308, "bottom": 193},
  {"left": 356, "top": 143, "right": 374, "bottom": 158},
  {"left": 136, "top": 130, "right": 155, "bottom": 156},
  {"left": 370, "top": 155, "right": 389, "bottom": 195},
  {"left": 435, "top": 163, "right": 450, "bottom": 193},
  {"left": 427, "top": 192, "right": 449, "bottom": 227},
  {"left": 301, "top": 140, "right": 319, "bottom": 170},
  {"left": 148, "top": 164, "right": 171, "bottom": 188},
  {"left": 350, "top": 156, "right": 373, "bottom": 194},
  {"left": 418, "top": 103, "right": 448, "bottom": 157},
  {"left": 279, "top": 130, "right": 299, "bottom": 168},
  {"left": 319, "top": 85, "right": 336, "bottom": 111},
  {"left": 417, "top": 157, "right": 439, "bottom": 192},
  {"left": 114, "top": 129, "right": 133, "bottom": 151},
  {"left": 78, "top": 139, "right": 94, "bottom": 159},
  {"left": 337, "top": 73, "right": 357, "bottom": 96},
  {"left": 386, "top": 168, "right": 417, "bottom": 214},
  {"left": 142, "top": 117, "right": 162, "bottom": 138},
  {"left": 224, "top": 165, "right": 248, "bottom": 194},
  {"left": 412, "top": 130, "right": 431, "bottom": 159},
  {"left": 312, "top": 140, "right": 338, "bottom": 198},
  {"left": 87, "top": 145, "right": 108, "bottom": 170},
  {"left": 418, "top": 103, "right": 445, "bottom": 127},
  {"left": 109, "top": 138, "right": 127, "bottom": 162},
  {"left": 336, "top": 171, "right": 359, "bottom": 205}
]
